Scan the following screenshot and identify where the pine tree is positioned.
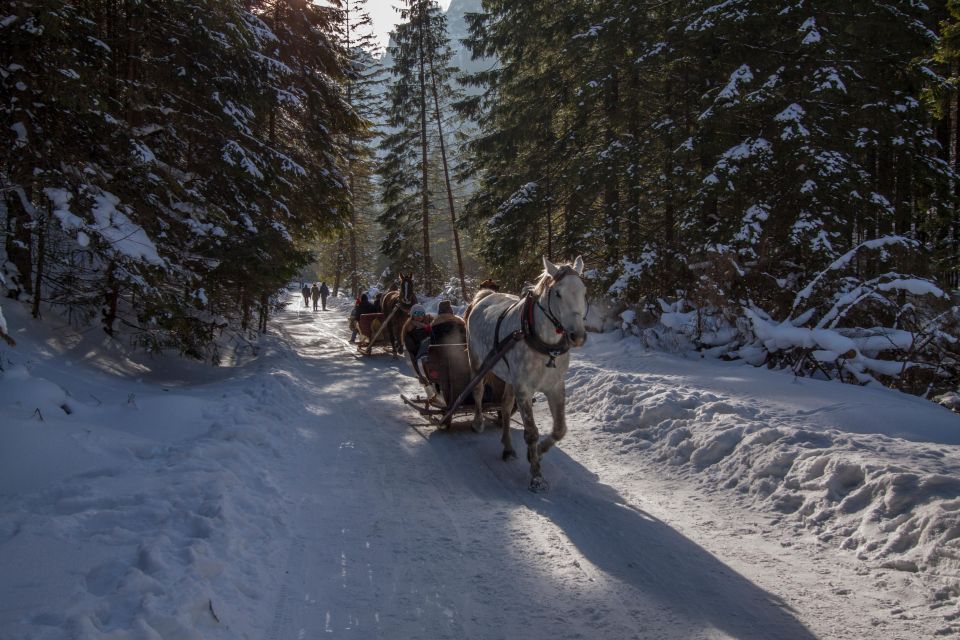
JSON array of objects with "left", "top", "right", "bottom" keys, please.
[
  {"left": 336, "top": 0, "right": 386, "bottom": 297},
  {"left": 379, "top": 0, "right": 461, "bottom": 295},
  {"left": 0, "top": 0, "right": 359, "bottom": 358}
]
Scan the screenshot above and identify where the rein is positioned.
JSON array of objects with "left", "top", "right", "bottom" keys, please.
[{"left": 493, "top": 268, "right": 578, "bottom": 369}]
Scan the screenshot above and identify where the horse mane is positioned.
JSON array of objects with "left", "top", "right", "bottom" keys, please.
[{"left": 532, "top": 264, "right": 577, "bottom": 296}]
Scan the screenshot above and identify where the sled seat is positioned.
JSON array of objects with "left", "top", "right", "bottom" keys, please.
[
  {"left": 422, "top": 343, "right": 504, "bottom": 408},
  {"left": 358, "top": 313, "right": 385, "bottom": 341}
]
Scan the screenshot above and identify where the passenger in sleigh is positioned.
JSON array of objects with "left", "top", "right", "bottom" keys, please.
[
  {"left": 402, "top": 304, "right": 434, "bottom": 382},
  {"left": 430, "top": 300, "right": 466, "bottom": 345},
  {"left": 402, "top": 301, "right": 466, "bottom": 404},
  {"left": 349, "top": 293, "right": 379, "bottom": 343}
]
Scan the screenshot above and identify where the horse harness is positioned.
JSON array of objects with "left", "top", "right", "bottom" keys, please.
[{"left": 493, "top": 267, "right": 577, "bottom": 369}]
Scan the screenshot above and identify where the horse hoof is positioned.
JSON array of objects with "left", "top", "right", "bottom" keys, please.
[
  {"left": 529, "top": 476, "right": 549, "bottom": 493},
  {"left": 471, "top": 419, "right": 485, "bottom": 434},
  {"left": 502, "top": 450, "right": 517, "bottom": 461}
]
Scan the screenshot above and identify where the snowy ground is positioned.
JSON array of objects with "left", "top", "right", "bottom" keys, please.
[{"left": 1, "top": 295, "right": 959, "bottom": 639}]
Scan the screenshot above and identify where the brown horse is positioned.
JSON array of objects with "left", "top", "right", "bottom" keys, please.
[{"left": 380, "top": 272, "right": 417, "bottom": 355}]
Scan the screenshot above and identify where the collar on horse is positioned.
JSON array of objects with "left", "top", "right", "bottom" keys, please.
[{"left": 494, "top": 269, "right": 576, "bottom": 368}]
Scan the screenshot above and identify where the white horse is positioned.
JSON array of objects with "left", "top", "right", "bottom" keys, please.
[{"left": 466, "top": 256, "right": 587, "bottom": 491}]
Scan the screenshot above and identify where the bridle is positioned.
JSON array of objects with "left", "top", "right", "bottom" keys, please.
[
  {"left": 399, "top": 276, "right": 415, "bottom": 308},
  {"left": 494, "top": 266, "right": 585, "bottom": 368}
]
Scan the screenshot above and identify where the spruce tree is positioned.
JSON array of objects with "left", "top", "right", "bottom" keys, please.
[{"left": 379, "top": 0, "right": 461, "bottom": 295}]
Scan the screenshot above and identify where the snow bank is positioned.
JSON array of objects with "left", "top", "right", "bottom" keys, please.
[
  {"left": 567, "top": 332, "right": 960, "bottom": 589},
  {"left": 0, "top": 304, "right": 290, "bottom": 639}
]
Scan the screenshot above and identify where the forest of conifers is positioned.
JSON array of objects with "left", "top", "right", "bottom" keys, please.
[{"left": 2, "top": 1, "right": 960, "bottom": 393}]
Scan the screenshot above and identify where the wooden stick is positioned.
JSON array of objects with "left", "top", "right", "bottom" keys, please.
[
  {"left": 438, "top": 330, "right": 523, "bottom": 426},
  {"left": 365, "top": 306, "right": 399, "bottom": 355}
]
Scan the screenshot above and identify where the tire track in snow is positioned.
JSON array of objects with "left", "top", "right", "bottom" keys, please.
[{"left": 262, "top": 301, "right": 821, "bottom": 640}]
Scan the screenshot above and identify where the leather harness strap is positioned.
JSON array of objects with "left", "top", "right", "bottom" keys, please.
[{"left": 492, "top": 281, "right": 572, "bottom": 370}]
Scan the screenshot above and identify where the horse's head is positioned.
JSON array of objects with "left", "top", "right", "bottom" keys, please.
[
  {"left": 397, "top": 272, "right": 416, "bottom": 306},
  {"left": 541, "top": 256, "right": 588, "bottom": 346}
]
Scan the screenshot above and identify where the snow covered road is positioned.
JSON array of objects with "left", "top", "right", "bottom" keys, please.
[
  {"left": 2, "top": 298, "right": 958, "bottom": 639},
  {"left": 259, "top": 301, "right": 956, "bottom": 639},
  {"left": 264, "top": 306, "right": 818, "bottom": 640}
]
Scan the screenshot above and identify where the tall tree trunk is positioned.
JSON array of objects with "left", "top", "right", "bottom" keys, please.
[
  {"left": 333, "top": 232, "right": 345, "bottom": 296},
  {"left": 546, "top": 209, "right": 553, "bottom": 261},
  {"left": 426, "top": 49, "right": 467, "bottom": 300},
  {"left": 603, "top": 74, "right": 621, "bottom": 263},
  {"left": 31, "top": 202, "right": 48, "bottom": 319},
  {"left": 240, "top": 286, "right": 250, "bottom": 331},
  {"left": 951, "top": 61, "right": 960, "bottom": 288},
  {"left": 345, "top": 0, "right": 360, "bottom": 298},
  {"left": 418, "top": 1, "right": 432, "bottom": 295},
  {"left": 7, "top": 188, "right": 34, "bottom": 298},
  {"left": 258, "top": 292, "right": 269, "bottom": 333},
  {"left": 102, "top": 262, "right": 119, "bottom": 337},
  {"left": 349, "top": 171, "right": 359, "bottom": 297}
]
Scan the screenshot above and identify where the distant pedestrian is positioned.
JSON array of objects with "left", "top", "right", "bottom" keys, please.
[
  {"left": 319, "top": 282, "right": 330, "bottom": 310},
  {"left": 301, "top": 284, "right": 310, "bottom": 308},
  {"left": 311, "top": 283, "right": 320, "bottom": 311}
]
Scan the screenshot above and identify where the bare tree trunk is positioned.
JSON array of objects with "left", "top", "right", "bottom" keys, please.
[
  {"left": 546, "top": 209, "right": 553, "bottom": 261},
  {"left": 603, "top": 74, "right": 621, "bottom": 263},
  {"left": 103, "top": 262, "right": 119, "bottom": 337},
  {"left": 5, "top": 189, "right": 34, "bottom": 298},
  {"left": 31, "top": 202, "right": 48, "bottom": 319},
  {"left": 345, "top": 0, "right": 360, "bottom": 298},
  {"left": 258, "top": 292, "right": 269, "bottom": 334},
  {"left": 349, "top": 175, "right": 359, "bottom": 297},
  {"left": 333, "top": 232, "right": 345, "bottom": 296},
  {"left": 951, "top": 61, "right": 959, "bottom": 288},
  {"left": 426, "top": 49, "right": 466, "bottom": 300},
  {"left": 240, "top": 286, "right": 251, "bottom": 331},
  {"left": 418, "top": 1, "right": 432, "bottom": 295}
]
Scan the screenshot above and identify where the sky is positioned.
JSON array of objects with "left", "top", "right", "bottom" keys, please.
[{"left": 368, "top": 0, "right": 452, "bottom": 52}]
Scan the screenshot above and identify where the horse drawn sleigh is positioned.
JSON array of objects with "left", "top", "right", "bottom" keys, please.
[
  {"left": 353, "top": 273, "right": 417, "bottom": 356},
  {"left": 400, "top": 339, "right": 518, "bottom": 429},
  {"left": 381, "top": 257, "right": 589, "bottom": 491}
]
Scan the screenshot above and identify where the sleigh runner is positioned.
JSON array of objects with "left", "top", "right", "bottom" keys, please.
[{"left": 400, "top": 338, "right": 519, "bottom": 429}]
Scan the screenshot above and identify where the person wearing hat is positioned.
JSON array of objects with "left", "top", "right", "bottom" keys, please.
[
  {"left": 478, "top": 278, "right": 500, "bottom": 291},
  {"left": 431, "top": 300, "right": 466, "bottom": 345},
  {"left": 401, "top": 304, "right": 433, "bottom": 383},
  {"left": 349, "top": 293, "right": 378, "bottom": 342}
]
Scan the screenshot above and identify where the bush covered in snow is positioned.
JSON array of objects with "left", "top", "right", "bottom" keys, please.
[{"left": 605, "top": 238, "right": 960, "bottom": 399}]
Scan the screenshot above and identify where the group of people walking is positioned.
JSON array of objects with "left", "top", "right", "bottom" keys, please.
[{"left": 301, "top": 282, "right": 330, "bottom": 311}]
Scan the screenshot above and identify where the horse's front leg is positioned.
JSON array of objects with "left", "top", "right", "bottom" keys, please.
[
  {"left": 387, "top": 321, "right": 398, "bottom": 356},
  {"left": 516, "top": 392, "right": 545, "bottom": 491},
  {"left": 394, "top": 321, "right": 404, "bottom": 355},
  {"left": 538, "top": 385, "right": 567, "bottom": 457}
]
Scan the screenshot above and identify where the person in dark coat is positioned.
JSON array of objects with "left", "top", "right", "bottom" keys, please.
[
  {"left": 301, "top": 284, "right": 310, "bottom": 308},
  {"left": 319, "top": 282, "right": 330, "bottom": 310},
  {"left": 401, "top": 304, "right": 433, "bottom": 382},
  {"left": 430, "top": 300, "right": 466, "bottom": 345},
  {"left": 310, "top": 283, "right": 320, "bottom": 311},
  {"left": 349, "top": 293, "right": 378, "bottom": 343}
]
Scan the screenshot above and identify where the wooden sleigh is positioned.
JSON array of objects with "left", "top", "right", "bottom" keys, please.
[
  {"left": 355, "top": 312, "right": 393, "bottom": 355},
  {"left": 400, "top": 334, "right": 522, "bottom": 429}
]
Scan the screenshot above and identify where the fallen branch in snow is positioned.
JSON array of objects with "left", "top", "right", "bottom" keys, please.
[{"left": 208, "top": 599, "right": 220, "bottom": 623}]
